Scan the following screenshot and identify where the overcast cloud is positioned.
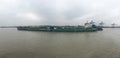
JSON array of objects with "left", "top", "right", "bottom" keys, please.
[{"left": 0, "top": 0, "right": 120, "bottom": 26}]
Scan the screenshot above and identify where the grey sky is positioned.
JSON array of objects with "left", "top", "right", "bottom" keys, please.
[{"left": 0, "top": 0, "right": 120, "bottom": 26}]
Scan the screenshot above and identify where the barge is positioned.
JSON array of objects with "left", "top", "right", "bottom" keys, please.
[
  {"left": 17, "top": 25, "right": 102, "bottom": 32},
  {"left": 17, "top": 21, "right": 103, "bottom": 32}
]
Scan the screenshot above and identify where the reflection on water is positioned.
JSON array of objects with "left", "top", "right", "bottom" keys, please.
[{"left": 0, "top": 28, "right": 120, "bottom": 58}]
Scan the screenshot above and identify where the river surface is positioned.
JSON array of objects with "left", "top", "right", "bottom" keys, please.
[{"left": 0, "top": 28, "right": 120, "bottom": 58}]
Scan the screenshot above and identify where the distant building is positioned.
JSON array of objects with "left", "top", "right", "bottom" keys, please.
[
  {"left": 99, "top": 21, "right": 104, "bottom": 27},
  {"left": 111, "top": 23, "right": 116, "bottom": 28}
]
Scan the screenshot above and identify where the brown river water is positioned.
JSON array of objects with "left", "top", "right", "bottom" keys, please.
[{"left": 0, "top": 28, "right": 120, "bottom": 58}]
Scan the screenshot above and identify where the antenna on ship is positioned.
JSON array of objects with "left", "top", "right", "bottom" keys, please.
[
  {"left": 90, "top": 20, "right": 95, "bottom": 25},
  {"left": 89, "top": 20, "right": 97, "bottom": 28}
]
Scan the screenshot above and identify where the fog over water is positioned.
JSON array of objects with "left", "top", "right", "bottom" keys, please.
[{"left": 0, "top": 0, "right": 120, "bottom": 26}]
